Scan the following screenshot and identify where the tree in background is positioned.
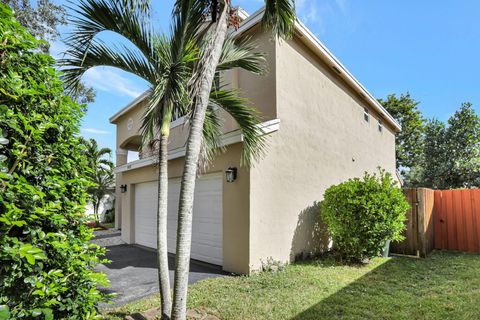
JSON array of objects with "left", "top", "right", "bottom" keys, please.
[
  {"left": 407, "top": 104, "right": 480, "bottom": 189},
  {"left": 0, "top": 5, "right": 108, "bottom": 318},
  {"left": 80, "top": 138, "right": 115, "bottom": 221},
  {"left": 444, "top": 103, "right": 480, "bottom": 188},
  {"left": 1, "top": 0, "right": 65, "bottom": 44},
  {"left": 420, "top": 119, "right": 448, "bottom": 189},
  {"left": 1, "top": 0, "right": 96, "bottom": 104},
  {"left": 379, "top": 93, "right": 425, "bottom": 174}
]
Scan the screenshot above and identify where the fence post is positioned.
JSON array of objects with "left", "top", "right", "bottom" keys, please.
[
  {"left": 417, "top": 189, "right": 426, "bottom": 257},
  {"left": 416, "top": 188, "right": 435, "bottom": 257}
]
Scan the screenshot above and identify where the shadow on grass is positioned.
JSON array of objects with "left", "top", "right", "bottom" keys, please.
[{"left": 291, "top": 251, "right": 480, "bottom": 320}]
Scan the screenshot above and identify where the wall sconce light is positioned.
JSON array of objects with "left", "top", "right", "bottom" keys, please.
[
  {"left": 120, "top": 184, "right": 128, "bottom": 193},
  {"left": 225, "top": 167, "right": 237, "bottom": 183}
]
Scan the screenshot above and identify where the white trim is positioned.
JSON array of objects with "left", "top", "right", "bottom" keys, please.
[
  {"left": 114, "top": 119, "right": 281, "bottom": 174},
  {"left": 236, "top": 7, "right": 250, "bottom": 20},
  {"left": 109, "top": 90, "right": 150, "bottom": 123},
  {"left": 116, "top": 148, "right": 128, "bottom": 156},
  {"left": 109, "top": 7, "right": 400, "bottom": 132},
  {"left": 294, "top": 20, "right": 401, "bottom": 132},
  {"left": 230, "top": 8, "right": 401, "bottom": 132},
  {"left": 170, "top": 116, "right": 186, "bottom": 129}
]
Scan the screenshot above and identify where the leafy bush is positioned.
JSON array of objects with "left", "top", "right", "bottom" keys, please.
[
  {"left": 321, "top": 170, "right": 409, "bottom": 262},
  {"left": 0, "top": 4, "right": 109, "bottom": 319}
]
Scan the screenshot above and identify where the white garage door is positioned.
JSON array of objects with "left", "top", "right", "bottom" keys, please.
[{"left": 134, "top": 174, "right": 223, "bottom": 266}]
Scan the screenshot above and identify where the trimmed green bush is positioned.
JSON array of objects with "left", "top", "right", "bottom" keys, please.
[
  {"left": 0, "top": 4, "right": 109, "bottom": 319},
  {"left": 321, "top": 169, "right": 409, "bottom": 262}
]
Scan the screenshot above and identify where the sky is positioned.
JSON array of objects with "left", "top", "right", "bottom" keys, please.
[{"left": 51, "top": 0, "right": 480, "bottom": 154}]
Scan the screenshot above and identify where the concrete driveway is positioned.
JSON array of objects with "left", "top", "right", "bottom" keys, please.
[{"left": 94, "top": 230, "right": 227, "bottom": 306}]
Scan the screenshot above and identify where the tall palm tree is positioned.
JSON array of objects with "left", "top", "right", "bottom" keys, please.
[
  {"left": 80, "top": 138, "right": 115, "bottom": 221},
  {"left": 61, "top": 0, "right": 267, "bottom": 318},
  {"left": 170, "top": 1, "right": 296, "bottom": 319}
]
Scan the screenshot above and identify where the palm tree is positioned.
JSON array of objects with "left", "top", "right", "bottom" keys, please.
[
  {"left": 170, "top": 1, "right": 296, "bottom": 319},
  {"left": 61, "top": 1, "right": 267, "bottom": 318},
  {"left": 80, "top": 138, "right": 114, "bottom": 221}
]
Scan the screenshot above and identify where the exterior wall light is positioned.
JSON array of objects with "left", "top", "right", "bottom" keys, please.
[
  {"left": 225, "top": 167, "right": 237, "bottom": 183},
  {"left": 120, "top": 184, "right": 128, "bottom": 193}
]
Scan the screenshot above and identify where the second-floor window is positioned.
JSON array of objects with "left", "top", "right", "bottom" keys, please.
[{"left": 364, "top": 108, "right": 370, "bottom": 122}]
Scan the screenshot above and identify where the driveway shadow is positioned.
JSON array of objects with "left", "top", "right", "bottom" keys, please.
[{"left": 99, "top": 244, "right": 228, "bottom": 306}]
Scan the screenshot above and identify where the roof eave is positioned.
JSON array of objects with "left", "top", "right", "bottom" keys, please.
[
  {"left": 109, "top": 7, "right": 401, "bottom": 132},
  {"left": 231, "top": 8, "right": 401, "bottom": 132},
  {"left": 109, "top": 90, "right": 151, "bottom": 124}
]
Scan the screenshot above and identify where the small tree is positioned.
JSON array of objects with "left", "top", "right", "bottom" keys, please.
[
  {"left": 321, "top": 170, "right": 409, "bottom": 262},
  {"left": 445, "top": 103, "right": 480, "bottom": 188},
  {"left": 420, "top": 119, "right": 449, "bottom": 189},
  {"left": 0, "top": 5, "right": 108, "bottom": 318},
  {"left": 410, "top": 103, "right": 480, "bottom": 189},
  {"left": 378, "top": 93, "right": 425, "bottom": 174},
  {"left": 80, "top": 138, "right": 115, "bottom": 221}
]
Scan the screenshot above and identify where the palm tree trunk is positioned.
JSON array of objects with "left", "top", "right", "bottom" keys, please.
[
  {"left": 171, "top": 4, "right": 229, "bottom": 320},
  {"left": 157, "top": 133, "right": 172, "bottom": 319},
  {"left": 94, "top": 200, "right": 100, "bottom": 222}
]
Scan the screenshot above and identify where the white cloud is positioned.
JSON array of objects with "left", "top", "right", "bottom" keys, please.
[
  {"left": 334, "top": 0, "right": 348, "bottom": 14},
  {"left": 81, "top": 128, "right": 111, "bottom": 135},
  {"left": 49, "top": 41, "right": 67, "bottom": 60},
  {"left": 296, "top": 0, "right": 349, "bottom": 35},
  {"left": 83, "top": 67, "right": 145, "bottom": 98}
]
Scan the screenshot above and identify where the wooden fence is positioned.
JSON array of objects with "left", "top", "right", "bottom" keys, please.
[
  {"left": 434, "top": 189, "right": 480, "bottom": 253},
  {"left": 391, "top": 188, "right": 480, "bottom": 257},
  {"left": 390, "top": 188, "right": 434, "bottom": 257}
]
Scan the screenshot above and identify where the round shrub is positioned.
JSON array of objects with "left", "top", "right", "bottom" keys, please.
[
  {"left": 321, "top": 169, "right": 409, "bottom": 262},
  {"left": 0, "top": 5, "right": 109, "bottom": 319}
]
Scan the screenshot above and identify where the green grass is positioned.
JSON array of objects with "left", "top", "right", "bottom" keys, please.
[{"left": 102, "top": 251, "right": 480, "bottom": 320}]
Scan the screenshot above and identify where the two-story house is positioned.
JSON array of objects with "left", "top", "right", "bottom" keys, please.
[{"left": 109, "top": 8, "right": 401, "bottom": 275}]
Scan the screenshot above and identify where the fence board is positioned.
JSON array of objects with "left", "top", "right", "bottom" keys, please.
[
  {"left": 390, "top": 189, "right": 418, "bottom": 256},
  {"left": 391, "top": 188, "right": 435, "bottom": 257},
  {"left": 433, "top": 189, "right": 480, "bottom": 253},
  {"left": 473, "top": 190, "right": 480, "bottom": 252}
]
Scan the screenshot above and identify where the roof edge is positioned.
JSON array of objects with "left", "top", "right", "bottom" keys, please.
[
  {"left": 109, "top": 7, "right": 401, "bottom": 132},
  {"left": 231, "top": 8, "right": 401, "bottom": 132},
  {"left": 109, "top": 90, "right": 151, "bottom": 123}
]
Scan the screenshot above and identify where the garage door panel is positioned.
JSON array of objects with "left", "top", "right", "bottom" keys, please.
[{"left": 135, "top": 174, "right": 223, "bottom": 266}]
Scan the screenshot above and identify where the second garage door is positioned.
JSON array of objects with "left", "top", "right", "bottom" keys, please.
[{"left": 134, "top": 174, "right": 223, "bottom": 266}]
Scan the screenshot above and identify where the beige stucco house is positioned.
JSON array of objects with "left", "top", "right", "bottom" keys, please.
[{"left": 110, "top": 8, "right": 401, "bottom": 275}]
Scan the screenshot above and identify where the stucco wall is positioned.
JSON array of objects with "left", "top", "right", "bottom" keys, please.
[
  {"left": 248, "top": 36, "right": 397, "bottom": 271},
  {"left": 116, "top": 143, "right": 251, "bottom": 275}
]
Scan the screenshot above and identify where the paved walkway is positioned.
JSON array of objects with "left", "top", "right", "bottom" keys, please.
[{"left": 94, "top": 230, "right": 227, "bottom": 306}]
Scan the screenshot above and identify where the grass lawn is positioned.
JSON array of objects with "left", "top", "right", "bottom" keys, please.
[{"left": 102, "top": 251, "right": 480, "bottom": 320}]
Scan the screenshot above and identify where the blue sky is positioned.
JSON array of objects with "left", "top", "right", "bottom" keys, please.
[{"left": 51, "top": 0, "right": 480, "bottom": 153}]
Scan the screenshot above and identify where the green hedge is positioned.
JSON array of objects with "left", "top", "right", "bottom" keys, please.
[
  {"left": 0, "top": 4, "right": 109, "bottom": 319},
  {"left": 321, "top": 170, "right": 409, "bottom": 262}
]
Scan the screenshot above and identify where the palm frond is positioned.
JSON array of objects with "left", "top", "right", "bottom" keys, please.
[
  {"left": 140, "top": 38, "right": 198, "bottom": 146},
  {"left": 120, "top": 0, "right": 151, "bottom": 16},
  {"left": 171, "top": 0, "right": 209, "bottom": 46},
  {"left": 200, "top": 104, "right": 224, "bottom": 166},
  {"left": 66, "top": 0, "right": 155, "bottom": 60},
  {"left": 209, "top": 88, "right": 266, "bottom": 165},
  {"left": 60, "top": 38, "right": 157, "bottom": 93},
  {"left": 262, "top": 0, "right": 296, "bottom": 38},
  {"left": 217, "top": 36, "right": 266, "bottom": 75}
]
